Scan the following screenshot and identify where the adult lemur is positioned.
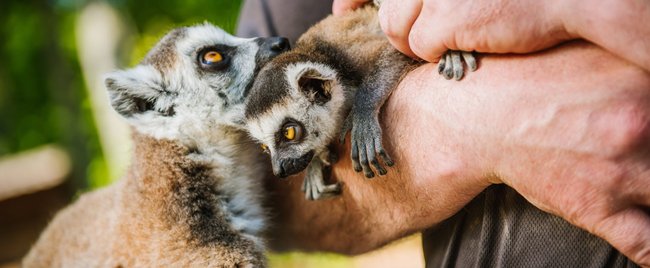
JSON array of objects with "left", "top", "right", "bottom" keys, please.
[
  {"left": 245, "top": 3, "right": 476, "bottom": 200},
  {"left": 23, "top": 24, "right": 289, "bottom": 267}
]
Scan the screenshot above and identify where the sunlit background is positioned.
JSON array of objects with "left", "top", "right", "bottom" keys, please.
[{"left": 0, "top": 0, "right": 422, "bottom": 267}]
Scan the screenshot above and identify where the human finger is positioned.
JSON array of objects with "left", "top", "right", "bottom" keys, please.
[
  {"left": 333, "top": 0, "right": 371, "bottom": 16},
  {"left": 378, "top": 0, "right": 421, "bottom": 59},
  {"left": 588, "top": 208, "right": 650, "bottom": 267},
  {"left": 407, "top": 2, "right": 451, "bottom": 62}
]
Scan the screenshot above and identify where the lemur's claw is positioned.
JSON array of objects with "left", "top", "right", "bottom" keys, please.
[
  {"left": 349, "top": 111, "right": 393, "bottom": 179},
  {"left": 437, "top": 50, "right": 477, "bottom": 81},
  {"left": 463, "top": 51, "right": 478, "bottom": 71}
]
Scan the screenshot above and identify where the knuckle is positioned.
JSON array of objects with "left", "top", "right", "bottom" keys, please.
[
  {"left": 561, "top": 189, "right": 608, "bottom": 227},
  {"left": 597, "top": 103, "right": 650, "bottom": 157},
  {"left": 633, "top": 245, "right": 650, "bottom": 267}
]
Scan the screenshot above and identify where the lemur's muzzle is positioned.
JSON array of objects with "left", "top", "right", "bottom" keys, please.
[
  {"left": 272, "top": 150, "right": 314, "bottom": 178},
  {"left": 256, "top": 37, "right": 290, "bottom": 64}
]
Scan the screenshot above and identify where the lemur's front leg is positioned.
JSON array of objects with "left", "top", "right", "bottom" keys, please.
[
  {"left": 339, "top": 50, "right": 413, "bottom": 178},
  {"left": 301, "top": 149, "right": 341, "bottom": 200}
]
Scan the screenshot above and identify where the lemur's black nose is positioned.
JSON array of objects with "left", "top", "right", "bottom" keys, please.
[
  {"left": 274, "top": 150, "right": 314, "bottom": 178},
  {"left": 269, "top": 37, "right": 290, "bottom": 52},
  {"left": 255, "top": 37, "right": 291, "bottom": 65}
]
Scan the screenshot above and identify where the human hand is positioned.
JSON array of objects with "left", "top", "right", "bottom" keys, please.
[
  {"left": 465, "top": 43, "right": 650, "bottom": 266},
  {"left": 377, "top": 0, "right": 650, "bottom": 71},
  {"left": 377, "top": 0, "right": 574, "bottom": 62}
]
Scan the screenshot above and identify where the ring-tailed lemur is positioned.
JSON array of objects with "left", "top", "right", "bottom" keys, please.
[
  {"left": 244, "top": 4, "right": 477, "bottom": 200},
  {"left": 23, "top": 23, "right": 289, "bottom": 267}
]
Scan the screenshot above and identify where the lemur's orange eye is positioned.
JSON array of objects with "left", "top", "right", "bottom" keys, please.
[
  {"left": 284, "top": 127, "right": 295, "bottom": 140},
  {"left": 282, "top": 123, "right": 303, "bottom": 141},
  {"left": 260, "top": 144, "right": 269, "bottom": 154},
  {"left": 202, "top": 51, "right": 223, "bottom": 64}
]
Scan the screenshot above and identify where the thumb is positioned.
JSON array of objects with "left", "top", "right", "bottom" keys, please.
[
  {"left": 407, "top": 7, "right": 451, "bottom": 62},
  {"left": 332, "top": 0, "right": 371, "bottom": 16}
]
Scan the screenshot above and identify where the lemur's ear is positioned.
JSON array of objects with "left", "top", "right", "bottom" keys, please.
[
  {"left": 104, "top": 65, "right": 172, "bottom": 118},
  {"left": 296, "top": 68, "right": 334, "bottom": 105}
]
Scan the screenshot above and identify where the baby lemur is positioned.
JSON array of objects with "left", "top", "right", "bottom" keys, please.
[
  {"left": 244, "top": 4, "right": 476, "bottom": 200},
  {"left": 23, "top": 24, "right": 288, "bottom": 267}
]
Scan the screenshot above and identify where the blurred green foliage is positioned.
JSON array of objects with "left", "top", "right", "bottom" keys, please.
[{"left": 0, "top": 0, "right": 101, "bottom": 189}]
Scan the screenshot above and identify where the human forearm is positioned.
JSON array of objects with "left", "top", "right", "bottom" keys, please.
[{"left": 562, "top": 0, "right": 650, "bottom": 72}]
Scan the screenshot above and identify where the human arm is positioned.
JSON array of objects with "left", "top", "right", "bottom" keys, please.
[
  {"left": 264, "top": 41, "right": 650, "bottom": 266},
  {"left": 375, "top": 0, "right": 650, "bottom": 72}
]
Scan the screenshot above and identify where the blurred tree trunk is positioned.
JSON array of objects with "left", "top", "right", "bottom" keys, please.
[{"left": 76, "top": 2, "right": 132, "bottom": 185}]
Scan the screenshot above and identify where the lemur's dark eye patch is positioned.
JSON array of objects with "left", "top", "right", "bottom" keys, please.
[{"left": 197, "top": 46, "right": 232, "bottom": 71}]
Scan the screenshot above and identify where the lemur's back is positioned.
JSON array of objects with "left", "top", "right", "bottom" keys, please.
[
  {"left": 296, "top": 5, "right": 398, "bottom": 80},
  {"left": 23, "top": 185, "right": 120, "bottom": 267}
]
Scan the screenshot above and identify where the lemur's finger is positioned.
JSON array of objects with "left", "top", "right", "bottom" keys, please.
[
  {"left": 301, "top": 176, "right": 308, "bottom": 193},
  {"left": 310, "top": 178, "right": 320, "bottom": 201},
  {"left": 442, "top": 53, "right": 454, "bottom": 80},
  {"left": 375, "top": 138, "right": 394, "bottom": 167},
  {"left": 451, "top": 51, "right": 464, "bottom": 81},
  {"left": 315, "top": 183, "right": 342, "bottom": 200},
  {"left": 370, "top": 155, "right": 387, "bottom": 176},
  {"left": 437, "top": 56, "right": 447, "bottom": 74},
  {"left": 462, "top": 52, "right": 477, "bottom": 71},
  {"left": 323, "top": 182, "right": 342, "bottom": 194},
  {"left": 304, "top": 180, "right": 314, "bottom": 200},
  {"left": 351, "top": 140, "right": 362, "bottom": 172},
  {"left": 368, "top": 139, "right": 387, "bottom": 176},
  {"left": 358, "top": 141, "right": 375, "bottom": 178}
]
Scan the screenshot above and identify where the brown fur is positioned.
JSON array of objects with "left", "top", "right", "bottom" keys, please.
[
  {"left": 142, "top": 28, "right": 185, "bottom": 72},
  {"left": 23, "top": 131, "right": 263, "bottom": 267},
  {"left": 298, "top": 5, "right": 418, "bottom": 83}
]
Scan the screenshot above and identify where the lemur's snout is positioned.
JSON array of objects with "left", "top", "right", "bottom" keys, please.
[
  {"left": 255, "top": 37, "right": 291, "bottom": 66},
  {"left": 258, "top": 37, "right": 290, "bottom": 55},
  {"left": 273, "top": 150, "right": 314, "bottom": 178},
  {"left": 269, "top": 37, "right": 290, "bottom": 52}
]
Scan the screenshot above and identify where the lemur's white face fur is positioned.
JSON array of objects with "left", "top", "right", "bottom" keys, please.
[
  {"left": 105, "top": 23, "right": 289, "bottom": 147},
  {"left": 245, "top": 59, "right": 350, "bottom": 178}
]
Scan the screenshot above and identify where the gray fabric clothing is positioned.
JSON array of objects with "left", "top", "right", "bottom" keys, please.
[
  {"left": 423, "top": 185, "right": 638, "bottom": 268},
  {"left": 236, "top": 0, "right": 332, "bottom": 44}
]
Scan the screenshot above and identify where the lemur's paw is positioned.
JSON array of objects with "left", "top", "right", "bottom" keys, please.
[
  {"left": 301, "top": 158, "right": 342, "bottom": 201},
  {"left": 302, "top": 178, "right": 341, "bottom": 201},
  {"left": 349, "top": 112, "right": 394, "bottom": 179},
  {"left": 437, "top": 50, "right": 477, "bottom": 81}
]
